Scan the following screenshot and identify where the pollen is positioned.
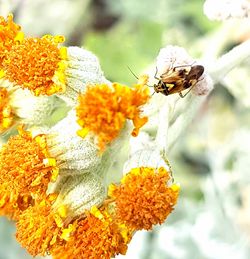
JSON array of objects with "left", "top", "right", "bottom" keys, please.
[
  {"left": 0, "top": 14, "right": 24, "bottom": 67},
  {"left": 0, "top": 87, "right": 13, "bottom": 133},
  {"left": 76, "top": 78, "right": 150, "bottom": 151},
  {"left": 0, "top": 127, "right": 58, "bottom": 219},
  {"left": 2, "top": 35, "right": 67, "bottom": 96},
  {"left": 52, "top": 208, "right": 129, "bottom": 259},
  {"left": 109, "top": 167, "right": 180, "bottom": 230}
]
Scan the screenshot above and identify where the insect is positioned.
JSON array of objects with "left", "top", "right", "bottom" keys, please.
[{"left": 153, "top": 64, "right": 204, "bottom": 98}]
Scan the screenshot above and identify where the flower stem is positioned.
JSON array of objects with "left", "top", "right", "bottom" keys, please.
[{"left": 209, "top": 39, "right": 250, "bottom": 82}]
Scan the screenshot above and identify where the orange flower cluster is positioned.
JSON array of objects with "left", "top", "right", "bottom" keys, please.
[
  {"left": 0, "top": 13, "right": 180, "bottom": 259},
  {"left": 0, "top": 127, "right": 58, "bottom": 220},
  {"left": 16, "top": 197, "right": 130, "bottom": 258},
  {"left": 0, "top": 13, "right": 67, "bottom": 98},
  {"left": 109, "top": 167, "right": 180, "bottom": 230},
  {"left": 0, "top": 86, "right": 13, "bottom": 133},
  {"left": 76, "top": 77, "right": 150, "bottom": 151},
  {"left": 0, "top": 14, "right": 24, "bottom": 67},
  {"left": 52, "top": 208, "right": 130, "bottom": 259},
  {"left": 13, "top": 166, "right": 179, "bottom": 259},
  {"left": 3, "top": 35, "right": 67, "bottom": 96}
]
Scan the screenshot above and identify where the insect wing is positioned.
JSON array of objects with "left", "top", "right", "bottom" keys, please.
[
  {"left": 187, "top": 65, "right": 204, "bottom": 80},
  {"left": 166, "top": 80, "right": 186, "bottom": 95}
]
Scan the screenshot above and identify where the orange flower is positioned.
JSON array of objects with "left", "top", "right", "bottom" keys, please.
[
  {"left": 16, "top": 196, "right": 130, "bottom": 258},
  {"left": 0, "top": 127, "right": 58, "bottom": 219},
  {"left": 0, "top": 86, "right": 13, "bottom": 133},
  {"left": 76, "top": 76, "right": 150, "bottom": 151},
  {"left": 16, "top": 194, "right": 68, "bottom": 256},
  {"left": 0, "top": 14, "right": 24, "bottom": 67},
  {"left": 3, "top": 35, "right": 67, "bottom": 96},
  {"left": 52, "top": 207, "right": 130, "bottom": 259},
  {"left": 109, "top": 167, "right": 180, "bottom": 230}
]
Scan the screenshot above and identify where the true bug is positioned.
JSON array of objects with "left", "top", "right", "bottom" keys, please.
[{"left": 153, "top": 64, "right": 204, "bottom": 98}]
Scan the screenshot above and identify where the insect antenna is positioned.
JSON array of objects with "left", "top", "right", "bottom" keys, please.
[
  {"left": 127, "top": 66, "right": 139, "bottom": 80},
  {"left": 127, "top": 66, "right": 157, "bottom": 97}
]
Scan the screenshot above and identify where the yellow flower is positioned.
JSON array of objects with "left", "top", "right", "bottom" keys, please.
[
  {"left": 76, "top": 76, "right": 150, "bottom": 151},
  {"left": 0, "top": 86, "right": 13, "bottom": 133},
  {"left": 0, "top": 126, "right": 58, "bottom": 220},
  {"left": 109, "top": 167, "right": 180, "bottom": 230},
  {"left": 2, "top": 35, "right": 67, "bottom": 96},
  {"left": 0, "top": 14, "right": 24, "bottom": 67}
]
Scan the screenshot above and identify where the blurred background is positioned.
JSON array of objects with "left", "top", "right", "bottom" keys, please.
[{"left": 1, "top": 0, "right": 250, "bottom": 258}]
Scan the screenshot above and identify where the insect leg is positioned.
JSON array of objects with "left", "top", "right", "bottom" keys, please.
[
  {"left": 154, "top": 66, "right": 161, "bottom": 80},
  {"left": 179, "top": 92, "right": 185, "bottom": 98},
  {"left": 179, "top": 82, "right": 196, "bottom": 98},
  {"left": 169, "top": 57, "right": 176, "bottom": 70},
  {"left": 172, "top": 61, "right": 196, "bottom": 71}
]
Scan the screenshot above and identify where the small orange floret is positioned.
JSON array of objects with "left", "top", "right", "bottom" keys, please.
[
  {"left": 76, "top": 79, "right": 150, "bottom": 151},
  {"left": 16, "top": 195, "right": 64, "bottom": 256},
  {"left": 0, "top": 14, "right": 24, "bottom": 67},
  {"left": 52, "top": 209, "right": 129, "bottom": 259},
  {"left": 0, "top": 87, "right": 13, "bottom": 133},
  {"left": 3, "top": 35, "right": 66, "bottom": 96},
  {"left": 109, "top": 167, "right": 179, "bottom": 230},
  {"left": 0, "top": 190, "right": 34, "bottom": 220},
  {"left": 0, "top": 127, "right": 58, "bottom": 219}
]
